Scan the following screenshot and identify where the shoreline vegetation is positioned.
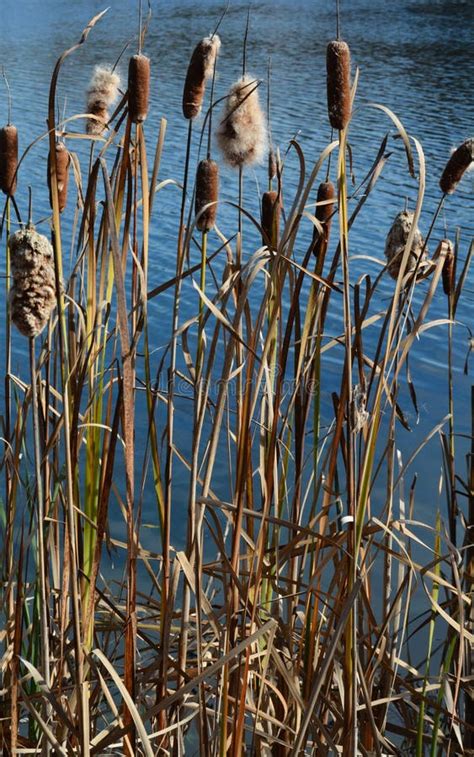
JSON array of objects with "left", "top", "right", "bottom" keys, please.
[{"left": 0, "top": 3, "right": 473, "bottom": 754}]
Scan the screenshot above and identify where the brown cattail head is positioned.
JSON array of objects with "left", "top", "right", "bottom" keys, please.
[
  {"left": 313, "top": 181, "right": 335, "bottom": 254},
  {"left": 48, "top": 142, "right": 70, "bottom": 213},
  {"left": 183, "top": 35, "right": 221, "bottom": 119},
  {"left": 216, "top": 75, "right": 267, "bottom": 168},
  {"left": 326, "top": 40, "right": 351, "bottom": 131},
  {"left": 195, "top": 159, "right": 219, "bottom": 232},
  {"left": 128, "top": 54, "right": 150, "bottom": 124},
  {"left": 9, "top": 227, "right": 58, "bottom": 338},
  {"left": 268, "top": 148, "right": 277, "bottom": 182},
  {"left": 439, "top": 138, "right": 474, "bottom": 195},
  {"left": 435, "top": 239, "right": 455, "bottom": 295},
  {"left": 384, "top": 210, "right": 428, "bottom": 280},
  {"left": 261, "top": 190, "right": 281, "bottom": 249},
  {"left": 0, "top": 124, "right": 18, "bottom": 196},
  {"left": 86, "top": 65, "right": 120, "bottom": 135}
]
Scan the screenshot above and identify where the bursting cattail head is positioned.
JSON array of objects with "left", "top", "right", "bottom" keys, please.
[
  {"left": 216, "top": 75, "right": 267, "bottom": 168},
  {"left": 195, "top": 159, "right": 219, "bottom": 232},
  {"left": 326, "top": 40, "right": 351, "bottom": 131},
  {"left": 48, "top": 142, "right": 70, "bottom": 213},
  {"left": 86, "top": 65, "right": 120, "bottom": 135},
  {"left": 128, "top": 54, "right": 150, "bottom": 124},
  {"left": 183, "top": 35, "right": 221, "bottom": 119},
  {"left": 0, "top": 124, "right": 18, "bottom": 196},
  {"left": 9, "top": 227, "right": 58, "bottom": 338},
  {"left": 384, "top": 210, "right": 428, "bottom": 280},
  {"left": 261, "top": 190, "right": 281, "bottom": 249},
  {"left": 439, "top": 138, "right": 474, "bottom": 195}
]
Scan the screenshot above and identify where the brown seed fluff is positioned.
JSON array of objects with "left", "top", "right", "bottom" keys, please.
[
  {"left": 195, "top": 159, "right": 219, "bottom": 232},
  {"left": 183, "top": 35, "right": 221, "bottom": 119},
  {"left": 384, "top": 210, "right": 428, "bottom": 280},
  {"left": 9, "top": 227, "right": 58, "bottom": 338},
  {"left": 48, "top": 142, "right": 70, "bottom": 213},
  {"left": 326, "top": 40, "right": 351, "bottom": 131},
  {"left": 261, "top": 190, "right": 281, "bottom": 249},
  {"left": 0, "top": 124, "right": 18, "bottom": 196},
  {"left": 436, "top": 239, "right": 455, "bottom": 295},
  {"left": 439, "top": 138, "right": 474, "bottom": 194},
  {"left": 128, "top": 54, "right": 150, "bottom": 124}
]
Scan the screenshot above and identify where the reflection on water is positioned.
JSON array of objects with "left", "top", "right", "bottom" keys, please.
[{"left": 0, "top": 0, "right": 472, "bottom": 528}]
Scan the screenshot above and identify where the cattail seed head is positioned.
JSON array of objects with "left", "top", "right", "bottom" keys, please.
[
  {"left": 384, "top": 210, "right": 428, "bottom": 280},
  {"left": 0, "top": 124, "right": 18, "bottom": 196},
  {"left": 326, "top": 40, "right": 351, "bottom": 131},
  {"left": 128, "top": 54, "right": 150, "bottom": 124},
  {"left": 183, "top": 35, "right": 221, "bottom": 119},
  {"left": 313, "top": 181, "right": 335, "bottom": 254},
  {"left": 48, "top": 142, "right": 70, "bottom": 213},
  {"left": 195, "top": 159, "right": 219, "bottom": 232},
  {"left": 436, "top": 239, "right": 455, "bottom": 295},
  {"left": 261, "top": 190, "right": 281, "bottom": 249},
  {"left": 216, "top": 75, "right": 267, "bottom": 168},
  {"left": 9, "top": 227, "right": 58, "bottom": 338},
  {"left": 439, "top": 138, "right": 474, "bottom": 195},
  {"left": 268, "top": 148, "right": 277, "bottom": 182},
  {"left": 86, "top": 65, "right": 120, "bottom": 135}
]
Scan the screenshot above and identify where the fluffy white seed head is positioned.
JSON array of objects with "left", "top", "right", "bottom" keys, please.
[
  {"left": 86, "top": 65, "right": 121, "bottom": 135},
  {"left": 216, "top": 75, "right": 267, "bottom": 168}
]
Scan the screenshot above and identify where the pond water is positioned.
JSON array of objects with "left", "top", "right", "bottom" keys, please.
[{"left": 1, "top": 0, "right": 473, "bottom": 549}]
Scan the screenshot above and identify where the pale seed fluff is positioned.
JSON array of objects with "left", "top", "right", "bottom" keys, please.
[
  {"left": 9, "top": 227, "right": 58, "bottom": 338},
  {"left": 86, "top": 65, "right": 121, "bottom": 135},
  {"left": 201, "top": 35, "right": 221, "bottom": 80},
  {"left": 216, "top": 75, "right": 267, "bottom": 168}
]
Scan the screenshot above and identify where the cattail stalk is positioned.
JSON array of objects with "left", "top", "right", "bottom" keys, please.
[
  {"left": 439, "top": 138, "right": 474, "bottom": 195},
  {"left": 326, "top": 40, "right": 351, "bottom": 131},
  {"left": 29, "top": 338, "right": 52, "bottom": 743},
  {"left": 48, "top": 142, "right": 70, "bottom": 213},
  {"left": 128, "top": 54, "right": 150, "bottom": 123},
  {"left": 0, "top": 125, "right": 18, "bottom": 196}
]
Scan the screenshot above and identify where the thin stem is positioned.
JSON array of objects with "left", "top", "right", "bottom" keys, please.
[{"left": 30, "top": 337, "right": 51, "bottom": 756}]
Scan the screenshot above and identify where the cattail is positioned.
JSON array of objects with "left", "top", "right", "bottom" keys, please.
[
  {"left": 9, "top": 227, "right": 58, "bottom": 338},
  {"left": 261, "top": 190, "right": 280, "bottom": 248},
  {"left": 313, "top": 181, "right": 335, "bottom": 255},
  {"left": 0, "top": 124, "right": 18, "bottom": 196},
  {"left": 195, "top": 159, "right": 219, "bottom": 232},
  {"left": 216, "top": 75, "right": 267, "bottom": 168},
  {"left": 326, "top": 40, "right": 351, "bottom": 131},
  {"left": 128, "top": 54, "right": 150, "bottom": 124},
  {"left": 86, "top": 65, "right": 120, "bottom": 135},
  {"left": 268, "top": 148, "right": 277, "bottom": 182},
  {"left": 436, "top": 239, "right": 455, "bottom": 295},
  {"left": 439, "top": 138, "right": 474, "bottom": 195},
  {"left": 183, "top": 35, "right": 221, "bottom": 119},
  {"left": 384, "top": 210, "right": 428, "bottom": 280},
  {"left": 48, "top": 142, "right": 70, "bottom": 213}
]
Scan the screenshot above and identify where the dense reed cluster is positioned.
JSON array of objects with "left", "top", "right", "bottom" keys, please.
[{"left": 0, "top": 8, "right": 473, "bottom": 757}]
